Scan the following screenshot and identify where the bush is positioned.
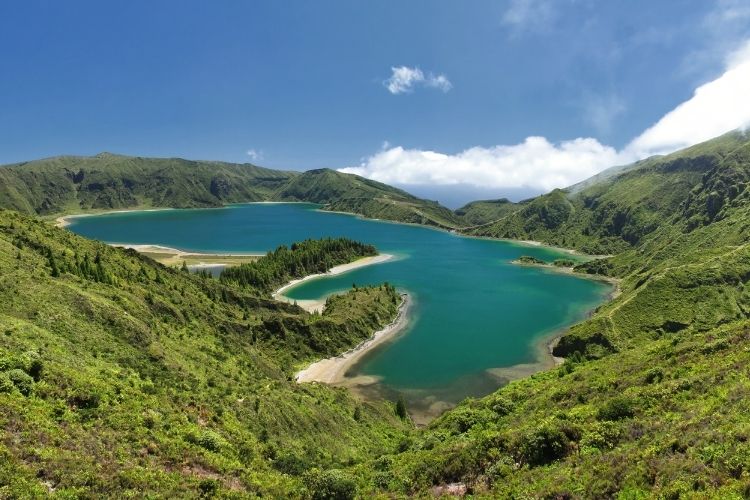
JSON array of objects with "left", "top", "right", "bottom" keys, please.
[
  {"left": 597, "top": 396, "right": 635, "bottom": 421},
  {"left": 0, "top": 372, "right": 14, "bottom": 393},
  {"left": 7, "top": 369, "right": 33, "bottom": 396},
  {"left": 644, "top": 368, "right": 664, "bottom": 384},
  {"left": 304, "top": 469, "right": 357, "bottom": 500},
  {"left": 21, "top": 351, "right": 43, "bottom": 381},
  {"left": 68, "top": 387, "right": 102, "bottom": 409},
  {"left": 517, "top": 426, "right": 570, "bottom": 466},
  {"left": 186, "top": 429, "right": 225, "bottom": 452}
]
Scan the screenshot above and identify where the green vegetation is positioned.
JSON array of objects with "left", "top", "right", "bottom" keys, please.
[
  {"left": 0, "top": 155, "right": 463, "bottom": 229},
  {"left": 0, "top": 210, "right": 407, "bottom": 497},
  {"left": 344, "top": 129, "right": 750, "bottom": 496},
  {"left": 515, "top": 255, "right": 547, "bottom": 265},
  {"left": 0, "top": 153, "right": 296, "bottom": 214},
  {"left": 277, "top": 168, "right": 464, "bottom": 229},
  {"left": 463, "top": 130, "right": 750, "bottom": 254},
  {"left": 552, "top": 258, "right": 576, "bottom": 267},
  {"left": 354, "top": 319, "right": 750, "bottom": 497},
  {"left": 220, "top": 238, "right": 376, "bottom": 294},
  {"left": 4, "top": 129, "right": 750, "bottom": 496},
  {"left": 454, "top": 198, "right": 520, "bottom": 226}
]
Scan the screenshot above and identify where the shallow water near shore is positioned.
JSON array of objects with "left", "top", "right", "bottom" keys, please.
[{"left": 68, "top": 203, "right": 612, "bottom": 413}]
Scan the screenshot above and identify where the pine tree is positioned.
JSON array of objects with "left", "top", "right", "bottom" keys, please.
[{"left": 395, "top": 396, "right": 407, "bottom": 420}]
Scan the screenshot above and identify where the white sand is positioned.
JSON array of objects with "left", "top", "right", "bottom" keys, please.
[
  {"left": 296, "top": 293, "right": 410, "bottom": 384},
  {"left": 272, "top": 254, "right": 394, "bottom": 313},
  {"left": 54, "top": 208, "right": 175, "bottom": 228}
]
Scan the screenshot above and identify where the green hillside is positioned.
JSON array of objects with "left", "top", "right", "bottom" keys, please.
[
  {"left": 275, "top": 168, "right": 464, "bottom": 229},
  {"left": 455, "top": 198, "right": 522, "bottom": 227},
  {"left": 0, "top": 212, "right": 408, "bottom": 497},
  {"left": 463, "top": 130, "right": 750, "bottom": 254},
  {"left": 0, "top": 153, "right": 298, "bottom": 215},
  {"left": 4, "top": 130, "right": 750, "bottom": 496},
  {"left": 346, "top": 130, "right": 750, "bottom": 496},
  {"left": 0, "top": 155, "right": 463, "bottom": 229}
]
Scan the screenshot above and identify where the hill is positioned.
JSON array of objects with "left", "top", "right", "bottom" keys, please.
[
  {"left": 4, "top": 130, "right": 750, "bottom": 496},
  {"left": 454, "top": 198, "right": 522, "bottom": 226},
  {"left": 0, "top": 155, "right": 463, "bottom": 229},
  {"left": 0, "top": 211, "right": 408, "bottom": 497},
  {"left": 345, "top": 129, "right": 750, "bottom": 496},
  {"left": 462, "top": 130, "right": 750, "bottom": 254},
  {"left": 0, "top": 153, "right": 298, "bottom": 215}
]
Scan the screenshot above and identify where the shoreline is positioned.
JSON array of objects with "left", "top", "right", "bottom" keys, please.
[
  {"left": 54, "top": 207, "right": 177, "bottom": 228},
  {"left": 53, "top": 203, "right": 602, "bottom": 261},
  {"left": 296, "top": 293, "right": 411, "bottom": 384},
  {"left": 113, "top": 243, "right": 262, "bottom": 267},
  {"left": 272, "top": 253, "right": 395, "bottom": 313},
  {"left": 512, "top": 259, "right": 621, "bottom": 297}
]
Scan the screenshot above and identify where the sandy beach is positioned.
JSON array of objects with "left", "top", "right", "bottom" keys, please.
[
  {"left": 54, "top": 207, "right": 177, "bottom": 228},
  {"left": 272, "top": 253, "right": 394, "bottom": 313},
  {"left": 108, "top": 244, "right": 261, "bottom": 267},
  {"left": 296, "top": 293, "right": 410, "bottom": 384}
]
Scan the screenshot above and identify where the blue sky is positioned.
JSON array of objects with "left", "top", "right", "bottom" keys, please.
[{"left": 2, "top": 1, "right": 750, "bottom": 206}]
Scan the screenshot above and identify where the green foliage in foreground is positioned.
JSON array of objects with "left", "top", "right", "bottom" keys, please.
[
  {"left": 355, "top": 319, "right": 750, "bottom": 497},
  {"left": 342, "top": 130, "right": 750, "bottom": 497},
  {"left": 0, "top": 210, "right": 408, "bottom": 498},
  {"left": 220, "top": 238, "right": 376, "bottom": 294}
]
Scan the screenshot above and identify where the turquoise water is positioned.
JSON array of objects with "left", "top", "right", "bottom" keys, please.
[{"left": 69, "top": 203, "right": 611, "bottom": 406}]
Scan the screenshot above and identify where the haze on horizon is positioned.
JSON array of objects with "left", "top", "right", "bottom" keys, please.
[{"left": 1, "top": 0, "right": 750, "bottom": 207}]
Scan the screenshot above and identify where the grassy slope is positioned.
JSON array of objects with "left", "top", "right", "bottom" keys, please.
[
  {"left": 349, "top": 130, "right": 750, "bottom": 497},
  {"left": 0, "top": 210, "right": 408, "bottom": 497},
  {"left": 453, "top": 198, "right": 522, "bottom": 227},
  {"left": 275, "top": 168, "right": 464, "bottom": 229},
  {"left": 0, "top": 155, "right": 464, "bottom": 229},
  {"left": 4, "top": 132, "right": 750, "bottom": 496},
  {"left": 463, "top": 130, "right": 750, "bottom": 254},
  {"left": 0, "top": 153, "right": 297, "bottom": 215}
]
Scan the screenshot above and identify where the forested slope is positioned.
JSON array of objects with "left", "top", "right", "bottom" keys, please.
[{"left": 0, "top": 211, "right": 407, "bottom": 497}]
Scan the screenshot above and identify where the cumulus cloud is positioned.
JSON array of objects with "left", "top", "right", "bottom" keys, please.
[
  {"left": 341, "top": 138, "right": 625, "bottom": 192},
  {"left": 345, "top": 40, "right": 750, "bottom": 192},
  {"left": 626, "top": 40, "right": 750, "bottom": 156},
  {"left": 246, "top": 149, "right": 263, "bottom": 162},
  {"left": 384, "top": 66, "right": 452, "bottom": 94}
]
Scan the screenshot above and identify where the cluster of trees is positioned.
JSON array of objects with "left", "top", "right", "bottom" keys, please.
[
  {"left": 220, "top": 237, "right": 376, "bottom": 293},
  {"left": 46, "top": 248, "right": 114, "bottom": 284}
]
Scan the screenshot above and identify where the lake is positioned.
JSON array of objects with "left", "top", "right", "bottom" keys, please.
[{"left": 68, "top": 203, "right": 611, "bottom": 416}]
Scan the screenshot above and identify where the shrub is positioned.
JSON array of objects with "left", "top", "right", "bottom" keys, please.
[
  {"left": 21, "top": 351, "right": 43, "bottom": 380},
  {"left": 7, "top": 369, "right": 33, "bottom": 396},
  {"left": 304, "top": 469, "right": 357, "bottom": 500},
  {"left": 187, "top": 429, "right": 225, "bottom": 452},
  {"left": 517, "top": 426, "right": 570, "bottom": 466},
  {"left": 0, "top": 372, "right": 14, "bottom": 393},
  {"left": 68, "top": 387, "right": 102, "bottom": 409},
  {"left": 644, "top": 368, "right": 664, "bottom": 384},
  {"left": 395, "top": 396, "right": 407, "bottom": 419},
  {"left": 597, "top": 396, "right": 635, "bottom": 421}
]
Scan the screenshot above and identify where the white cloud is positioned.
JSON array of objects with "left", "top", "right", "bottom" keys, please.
[
  {"left": 341, "top": 138, "right": 625, "bottom": 192},
  {"left": 626, "top": 40, "right": 750, "bottom": 156},
  {"left": 384, "top": 66, "right": 452, "bottom": 94},
  {"left": 345, "top": 39, "right": 750, "bottom": 192},
  {"left": 246, "top": 149, "right": 263, "bottom": 162}
]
